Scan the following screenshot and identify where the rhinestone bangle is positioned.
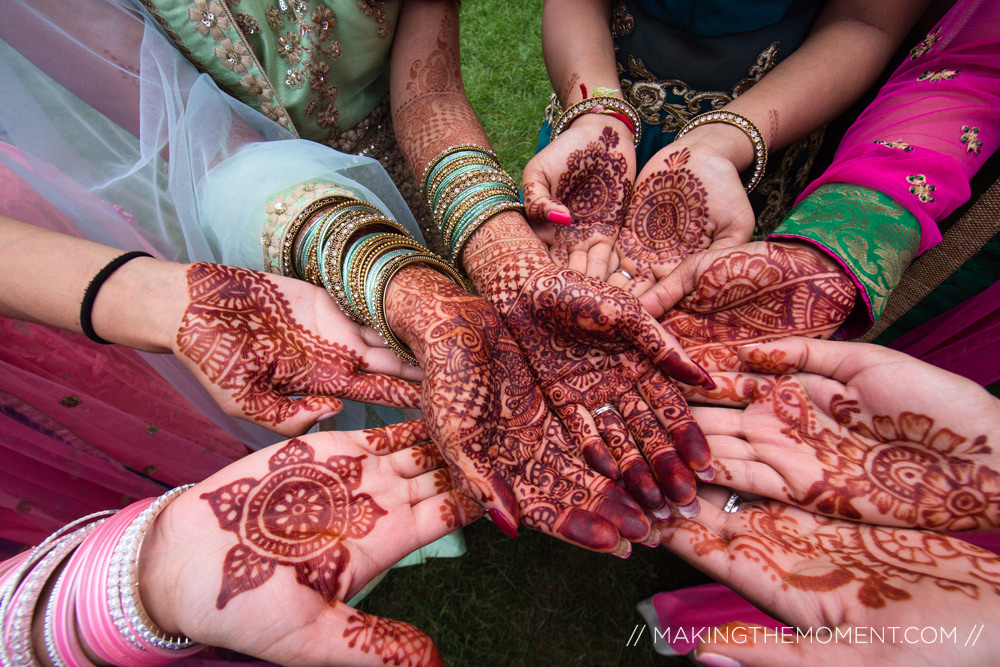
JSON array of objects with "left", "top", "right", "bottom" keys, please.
[
  {"left": 674, "top": 110, "right": 768, "bottom": 193},
  {"left": 550, "top": 96, "right": 642, "bottom": 146}
]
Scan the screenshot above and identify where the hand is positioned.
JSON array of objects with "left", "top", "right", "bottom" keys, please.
[
  {"left": 386, "top": 266, "right": 651, "bottom": 552},
  {"left": 138, "top": 422, "right": 481, "bottom": 667},
  {"left": 640, "top": 242, "right": 857, "bottom": 373},
  {"left": 609, "top": 138, "right": 755, "bottom": 294},
  {"left": 660, "top": 492, "right": 1000, "bottom": 666},
  {"left": 691, "top": 337, "right": 1000, "bottom": 531},
  {"left": 172, "top": 263, "right": 422, "bottom": 436},
  {"left": 523, "top": 118, "right": 636, "bottom": 279},
  {"left": 462, "top": 216, "right": 716, "bottom": 514}
]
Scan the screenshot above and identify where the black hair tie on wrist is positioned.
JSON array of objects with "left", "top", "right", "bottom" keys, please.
[{"left": 80, "top": 251, "right": 153, "bottom": 345}]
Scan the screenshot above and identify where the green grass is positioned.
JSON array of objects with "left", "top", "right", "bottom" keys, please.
[{"left": 355, "top": 4, "right": 714, "bottom": 664}]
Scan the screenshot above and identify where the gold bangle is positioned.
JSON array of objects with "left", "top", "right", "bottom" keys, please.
[
  {"left": 321, "top": 216, "right": 407, "bottom": 321},
  {"left": 349, "top": 234, "right": 424, "bottom": 325},
  {"left": 426, "top": 155, "right": 505, "bottom": 202},
  {"left": 278, "top": 194, "right": 354, "bottom": 279},
  {"left": 420, "top": 144, "right": 501, "bottom": 198},
  {"left": 432, "top": 167, "right": 517, "bottom": 216},
  {"left": 674, "top": 110, "right": 768, "bottom": 193},
  {"left": 549, "top": 96, "right": 642, "bottom": 146},
  {"left": 439, "top": 186, "right": 520, "bottom": 249}
]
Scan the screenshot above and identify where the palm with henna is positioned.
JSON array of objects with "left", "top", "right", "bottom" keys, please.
[
  {"left": 171, "top": 263, "right": 423, "bottom": 436},
  {"left": 661, "top": 492, "right": 1000, "bottom": 667},
  {"left": 385, "top": 265, "right": 651, "bottom": 552},
  {"left": 137, "top": 422, "right": 482, "bottom": 667},
  {"left": 689, "top": 337, "right": 1000, "bottom": 531},
  {"left": 639, "top": 241, "right": 856, "bottom": 375}
]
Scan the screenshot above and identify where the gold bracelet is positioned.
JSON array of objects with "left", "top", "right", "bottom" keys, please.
[
  {"left": 439, "top": 186, "right": 520, "bottom": 249},
  {"left": 426, "top": 155, "right": 505, "bottom": 202},
  {"left": 321, "top": 215, "right": 407, "bottom": 321},
  {"left": 349, "top": 234, "right": 425, "bottom": 325},
  {"left": 432, "top": 167, "right": 517, "bottom": 216},
  {"left": 549, "top": 96, "right": 641, "bottom": 146},
  {"left": 451, "top": 199, "right": 526, "bottom": 266},
  {"left": 278, "top": 194, "right": 354, "bottom": 279},
  {"left": 674, "top": 110, "right": 768, "bottom": 193}
]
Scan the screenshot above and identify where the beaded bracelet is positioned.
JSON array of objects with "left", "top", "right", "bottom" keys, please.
[
  {"left": 549, "top": 96, "right": 642, "bottom": 146},
  {"left": 420, "top": 144, "right": 502, "bottom": 197},
  {"left": 674, "top": 110, "right": 769, "bottom": 193}
]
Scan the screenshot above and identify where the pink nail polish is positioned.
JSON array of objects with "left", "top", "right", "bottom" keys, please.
[
  {"left": 547, "top": 210, "right": 572, "bottom": 226},
  {"left": 693, "top": 651, "right": 743, "bottom": 667},
  {"left": 487, "top": 508, "right": 519, "bottom": 540}
]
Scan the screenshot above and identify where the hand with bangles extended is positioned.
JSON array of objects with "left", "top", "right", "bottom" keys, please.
[
  {"left": 686, "top": 336, "right": 1000, "bottom": 532},
  {"left": 607, "top": 136, "right": 757, "bottom": 295},
  {"left": 169, "top": 262, "right": 423, "bottom": 436},
  {"left": 638, "top": 241, "right": 857, "bottom": 376},
  {"left": 133, "top": 423, "right": 480, "bottom": 666},
  {"left": 462, "top": 212, "right": 718, "bottom": 521},
  {"left": 385, "top": 265, "right": 652, "bottom": 553},
  {"left": 659, "top": 489, "right": 1000, "bottom": 666},
  {"left": 522, "top": 119, "right": 636, "bottom": 279}
]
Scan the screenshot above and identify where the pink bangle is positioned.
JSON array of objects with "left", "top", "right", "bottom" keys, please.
[{"left": 46, "top": 552, "right": 102, "bottom": 667}]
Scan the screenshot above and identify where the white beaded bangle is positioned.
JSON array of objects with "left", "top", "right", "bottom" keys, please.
[{"left": 675, "top": 111, "right": 768, "bottom": 193}]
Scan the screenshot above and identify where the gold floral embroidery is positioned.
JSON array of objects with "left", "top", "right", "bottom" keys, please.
[
  {"left": 874, "top": 139, "right": 914, "bottom": 152},
  {"left": 961, "top": 125, "right": 982, "bottom": 156},
  {"left": 619, "top": 44, "right": 780, "bottom": 133},
  {"left": 234, "top": 12, "right": 260, "bottom": 34},
  {"left": 610, "top": 1, "right": 634, "bottom": 40},
  {"left": 908, "top": 27, "right": 941, "bottom": 60},
  {"left": 358, "top": 0, "right": 391, "bottom": 39},
  {"left": 907, "top": 174, "right": 936, "bottom": 203},
  {"left": 215, "top": 38, "right": 252, "bottom": 72},
  {"left": 918, "top": 68, "right": 961, "bottom": 82},
  {"left": 188, "top": 0, "right": 230, "bottom": 38}
]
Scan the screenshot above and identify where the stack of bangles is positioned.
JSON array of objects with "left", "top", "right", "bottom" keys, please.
[
  {"left": 0, "top": 486, "right": 203, "bottom": 666},
  {"left": 281, "top": 193, "right": 470, "bottom": 366},
  {"left": 420, "top": 144, "right": 525, "bottom": 263}
]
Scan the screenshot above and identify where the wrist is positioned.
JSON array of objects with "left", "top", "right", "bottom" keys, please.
[
  {"left": 460, "top": 212, "right": 553, "bottom": 310},
  {"left": 384, "top": 264, "right": 470, "bottom": 356},
  {"left": 90, "top": 257, "right": 187, "bottom": 353},
  {"left": 673, "top": 122, "right": 756, "bottom": 172},
  {"left": 135, "top": 499, "right": 184, "bottom": 636}
]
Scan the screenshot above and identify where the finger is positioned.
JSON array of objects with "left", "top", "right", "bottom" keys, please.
[
  {"left": 357, "top": 419, "right": 430, "bottom": 454},
  {"left": 593, "top": 407, "right": 664, "bottom": 510},
  {"left": 638, "top": 373, "right": 713, "bottom": 478},
  {"left": 710, "top": 456, "right": 792, "bottom": 504},
  {"left": 638, "top": 252, "right": 702, "bottom": 319},
  {"left": 737, "top": 337, "right": 905, "bottom": 383},
  {"left": 626, "top": 274, "right": 656, "bottom": 298},
  {"left": 357, "top": 333, "right": 424, "bottom": 382},
  {"left": 585, "top": 244, "right": 615, "bottom": 280},
  {"left": 616, "top": 299, "right": 714, "bottom": 389},
  {"left": 332, "top": 373, "right": 422, "bottom": 410},
  {"left": 681, "top": 372, "right": 759, "bottom": 407},
  {"left": 258, "top": 394, "right": 344, "bottom": 437},
  {"left": 695, "top": 621, "right": 861, "bottom": 667},
  {"left": 555, "top": 403, "right": 621, "bottom": 481},
  {"left": 388, "top": 443, "right": 447, "bottom": 478},
  {"left": 412, "top": 489, "right": 486, "bottom": 541},
  {"left": 689, "top": 406, "right": 746, "bottom": 438},
  {"left": 332, "top": 607, "right": 444, "bottom": 667},
  {"left": 619, "top": 391, "right": 700, "bottom": 514},
  {"left": 566, "top": 248, "right": 591, "bottom": 275},
  {"left": 405, "top": 468, "right": 454, "bottom": 504}
]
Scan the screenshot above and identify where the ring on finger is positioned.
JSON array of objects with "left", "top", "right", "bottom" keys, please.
[
  {"left": 592, "top": 404, "right": 616, "bottom": 418},
  {"left": 615, "top": 268, "right": 633, "bottom": 281},
  {"left": 723, "top": 491, "right": 742, "bottom": 513}
]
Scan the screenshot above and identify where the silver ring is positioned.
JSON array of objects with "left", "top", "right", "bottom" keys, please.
[
  {"left": 723, "top": 491, "right": 742, "bottom": 513},
  {"left": 591, "top": 404, "right": 615, "bottom": 418},
  {"left": 616, "top": 268, "right": 633, "bottom": 280}
]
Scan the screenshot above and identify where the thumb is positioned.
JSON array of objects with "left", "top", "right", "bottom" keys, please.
[
  {"left": 256, "top": 393, "right": 344, "bottom": 437},
  {"left": 638, "top": 252, "right": 702, "bottom": 319},
  {"left": 325, "top": 605, "right": 444, "bottom": 667},
  {"left": 692, "top": 622, "right": 854, "bottom": 667}
]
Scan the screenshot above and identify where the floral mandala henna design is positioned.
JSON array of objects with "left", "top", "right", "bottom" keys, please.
[
  {"left": 177, "top": 264, "right": 417, "bottom": 424},
  {"left": 756, "top": 377, "right": 1000, "bottom": 531},
  {"left": 550, "top": 127, "right": 632, "bottom": 262},
  {"left": 201, "top": 439, "right": 386, "bottom": 608},
  {"left": 617, "top": 148, "right": 711, "bottom": 279}
]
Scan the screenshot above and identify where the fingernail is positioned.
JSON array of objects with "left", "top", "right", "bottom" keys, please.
[
  {"left": 487, "top": 508, "right": 519, "bottom": 540},
  {"left": 651, "top": 504, "right": 672, "bottom": 521},
  {"left": 693, "top": 651, "right": 743, "bottom": 667},
  {"left": 678, "top": 500, "right": 701, "bottom": 519},
  {"left": 640, "top": 530, "right": 661, "bottom": 548},
  {"left": 547, "top": 210, "right": 572, "bottom": 226},
  {"left": 698, "top": 367, "right": 717, "bottom": 390},
  {"left": 695, "top": 467, "right": 716, "bottom": 482},
  {"left": 317, "top": 412, "right": 338, "bottom": 422},
  {"left": 611, "top": 539, "right": 632, "bottom": 559}
]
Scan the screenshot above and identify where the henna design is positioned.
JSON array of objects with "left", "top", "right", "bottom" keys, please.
[
  {"left": 750, "top": 375, "right": 1000, "bottom": 531},
  {"left": 362, "top": 420, "right": 429, "bottom": 454},
  {"left": 616, "top": 148, "right": 712, "bottom": 282},
  {"left": 440, "top": 492, "right": 482, "bottom": 529},
  {"left": 659, "top": 244, "right": 856, "bottom": 371},
  {"left": 742, "top": 346, "right": 799, "bottom": 374},
  {"left": 343, "top": 610, "right": 442, "bottom": 667},
  {"left": 549, "top": 127, "right": 632, "bottom": 264},
  {"left": 201, "top": 439, "right": 386, "bottom": 608},
  {"left": 767, "top": 109, "right": 780, "bottom": 146},
  {"left": 176, "top": 264, "right": 417, "bottom": 425},
  {"left": 667, "top": 503, "right": 1000, "bottom": 609}
]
